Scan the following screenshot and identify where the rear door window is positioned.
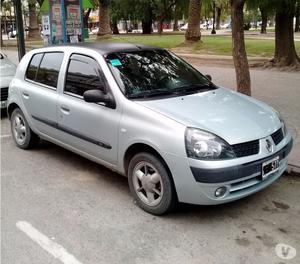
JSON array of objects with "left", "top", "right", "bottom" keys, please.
[
  {"left": 25, "top": 53, "right": 43, "bottom": 81},
  {"left": 35, "top": 52, "right": 64, "bottom": 88}
]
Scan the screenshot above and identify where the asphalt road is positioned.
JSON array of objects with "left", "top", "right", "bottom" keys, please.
[{"left": 1, "top": 112, "right": 300, "bottom": 264}]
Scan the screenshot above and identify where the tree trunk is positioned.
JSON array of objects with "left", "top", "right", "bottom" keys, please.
[
  {"left": 185, "top": 0, "right": 201, "bottom": 42},
  {"left": 269, "top": 16, "right": 275, "bottom": 27},
  {"left": 97, "top": 0, "right": 111, "bottom": 37},
  {"left": 27, "top": 0, "right": 41, "bottom": 40},
  {"left": 173, "top": 3, "right": 179, "bottom": 31},
  {"left": 295, "top": 3, "right": 300, "bottom": 32},
  {"left": 216, "top": 7, "right": 221, "bottom": 30},
  {"left": 274, "top": 11, "right": 300, "bottom": 66},
  {"left": 142, "top": 21, "right": 152, "bottom": 34},
  {"left": 231, "top": 0, "right": 251, "bottom": 96},
  {"left": 142, "top": 3, "right": 153, "bottom": 34},
  {"left": 84, "top": 8, "right": 92, "bottom": 28},
  {"left": 111, "top": 21, "right": 119, "bottom": 34},
  {"left": 157, "top": 19, "right": 163, "bottom": 34},
  {"left": 260, "top": 7, "right": 267, "bottom": 34}
]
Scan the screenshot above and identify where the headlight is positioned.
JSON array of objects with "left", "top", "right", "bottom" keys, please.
[
  {"left": 185, "top": 128, "right": 236, "bottom": 160},
  {"left": 275, "top": 111, "right": 287, "bottom": 137}
]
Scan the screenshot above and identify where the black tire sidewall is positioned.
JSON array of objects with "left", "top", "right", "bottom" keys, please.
[{"left": 128, "top": 152, "right": 176, "bottom": 215}]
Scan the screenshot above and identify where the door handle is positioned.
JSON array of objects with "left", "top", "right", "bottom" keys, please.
[
  {"left": 22, "top": 92, "right": 29, "bottom": 99},
  {"left": 60, "top": 105, "right": 70, "bottom": 114}
]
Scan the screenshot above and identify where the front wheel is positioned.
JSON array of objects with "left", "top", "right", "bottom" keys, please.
[
  {"left": 10, "top": 108, "right": 39, "bottom": 149},
  {"left": 128, "top": 152, "right": 177, "bottom": 215}
]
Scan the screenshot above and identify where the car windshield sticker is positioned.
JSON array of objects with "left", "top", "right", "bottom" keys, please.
[{"left": 110, "top": 59, "right": 122, "bottom": 67}]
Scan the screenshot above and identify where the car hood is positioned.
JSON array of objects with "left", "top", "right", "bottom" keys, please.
[{"left": 136, "top": 87, "right": 280, "bottom": 144}]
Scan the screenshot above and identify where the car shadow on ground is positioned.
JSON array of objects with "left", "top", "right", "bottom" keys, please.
[{"left": 30, "top": 139, "right": 279, "bottom": 220}]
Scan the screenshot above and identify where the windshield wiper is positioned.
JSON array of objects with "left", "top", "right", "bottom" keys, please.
[
  {"left": 127, "top": 83, "right": 215, "bottom": 99},
  {"left": 127, "top": 89, "right": 178, "bottom": 99},
  {"left": 173, "top": 83, "right": 215, "bottom": 95}
]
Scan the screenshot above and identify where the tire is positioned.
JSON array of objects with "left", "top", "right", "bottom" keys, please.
[
  {"left": 10, "top": 108, "right": 39, "bottom": 149},
  {"left": 128, "top": 152, "right": 177, "bottom": 215}
]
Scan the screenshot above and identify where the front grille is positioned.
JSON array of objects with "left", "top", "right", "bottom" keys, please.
[
  {"left": 231, "top": 140, "right": 260, "bottom": 158},
  {"left": 271, "top": 128, "right": 284, "bottom": 145},
  {"left": 0, "top": 87, "right": 9, "bottom": 101}
]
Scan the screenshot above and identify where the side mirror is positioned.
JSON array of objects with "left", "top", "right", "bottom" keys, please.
[
  {"left": 83, "top": 89, "right": 115, "bottom": 108},
  {"left": 0, "top": 54, "right": 3, "bottom": 59},
  {"left": 205, "top": 74, "right": 212, "bottom": 81}
]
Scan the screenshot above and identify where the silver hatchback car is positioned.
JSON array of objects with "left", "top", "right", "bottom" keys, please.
[{"left": 8, "top": 43, "right": 293, "bottom": 215}]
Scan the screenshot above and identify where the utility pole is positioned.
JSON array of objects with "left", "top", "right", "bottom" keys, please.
[{"left": 14, "top": 0, "right": 26, "bottom": 61}]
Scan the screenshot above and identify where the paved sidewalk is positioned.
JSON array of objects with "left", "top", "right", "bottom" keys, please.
[{"left": 2, "top": 48, "right": 300, "bottom": 173}]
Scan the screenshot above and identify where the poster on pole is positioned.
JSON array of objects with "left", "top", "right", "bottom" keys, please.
[
  {"left": 49, "top": 0, "right": 64, "bottom": 44},
  {"left": 65, "top": 0, "right": 83, "bottom": 42}
]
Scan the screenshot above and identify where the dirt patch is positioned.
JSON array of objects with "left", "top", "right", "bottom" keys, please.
[
  {"left": 272, "top": 201, "right": 290, "bottom": 210},
  {"left": 235, "top": 237, "right": 251, "bottom": 247},
  {"left": 256, "top": 234, "right": 275, "bottom": 248},
  {"left": 278, "top": 227, "right": 289, "bottom": 234}
]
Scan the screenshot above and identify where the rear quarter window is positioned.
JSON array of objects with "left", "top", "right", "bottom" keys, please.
[{"left": 25, "top": 53, "right": 43, "bottom": 81}]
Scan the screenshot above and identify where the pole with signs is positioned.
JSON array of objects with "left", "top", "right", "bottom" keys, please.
[{"left": 14, "top": 0, "right": 26, "bottom": 60}]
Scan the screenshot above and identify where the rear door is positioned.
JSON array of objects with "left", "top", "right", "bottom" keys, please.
[
  {"left": 56, "top": 53, "right": 121, "bottom": 165},
  {"left": 20, "top": 52, "right": 64, "bottom": 137}
]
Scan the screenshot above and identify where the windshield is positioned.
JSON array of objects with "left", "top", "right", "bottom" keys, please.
[{"left": 106, "top": 50, "right": 216, "bottom": 99}]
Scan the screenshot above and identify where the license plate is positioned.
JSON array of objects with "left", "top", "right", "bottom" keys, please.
[
  {"left": 262, "top": 156, "right": 279, "bottom": 179},
  {"left": 0, "top": 100, "right": 7, "bottom": 108}
]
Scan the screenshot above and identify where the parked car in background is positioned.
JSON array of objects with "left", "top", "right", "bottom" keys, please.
[
  {"left": 221, "top": 22, "right": 231, "bottom": 29},
  {"left": 7, "top": 43, "right": 293, "bottom": 215},
  {"left": 0, "top": 51, "right": 16, "bottom": 109}
]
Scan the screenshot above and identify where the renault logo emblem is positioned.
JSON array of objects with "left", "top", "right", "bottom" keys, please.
[{"left": 266, "top": 139, "right": 273, "bottom": 153}]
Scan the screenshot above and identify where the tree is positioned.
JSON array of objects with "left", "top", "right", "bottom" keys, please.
[
  {"left": 273, "top": 0, "right": 300, "bottom": 67},
  {"left": 215, "top": 0, "right": 229, "bottom": 30},
  {"left": 259, "top": 5, "right": 268, "bottom": 34},
  {"left": 231, "top": 0, "right": 251, "bottom": 96},
  {"left": 215, "top": 6, "right": 222, "bottom": 29},
  {"left": 173, "top": 1, "right": 180, "bottom": 31},
  {"left": 27, "top": 0, "right": 40, "bottom": 40},
  {"left": 185, "top": 0, "right": 202, "bottom": 42},
  {"left": 155, "top": 0, "right": 176, "bottom": 34},
  {"left": 173, "top": 0, "right": 189, "bottom": 31},
  {"left": 295, "top": 1, "right": 300, "bottom": 32},
  {"left": 97, "top": 0, "right": 111, "bottom": 37}
]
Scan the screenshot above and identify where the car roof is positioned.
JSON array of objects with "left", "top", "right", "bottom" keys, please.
[{"left": 49, "top": 42, "right": 161, "bottom": 56}]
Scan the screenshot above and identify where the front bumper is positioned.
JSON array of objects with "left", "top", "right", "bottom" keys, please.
[
  {"left": 163, "top": 135, "right": 293, "bottom": 205},
  {"left": 190, "top": 139, "right": 293, "bottom": 183}
]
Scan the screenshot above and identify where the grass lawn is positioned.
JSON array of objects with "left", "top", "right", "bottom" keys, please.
[
  {"left": 93, "top": 34, "right": 300, "bottom": 58},
  {"left": 12, "top": 33, "right": 299, "bottom": 58},
  {"left": 92, "top": 34, "right": 185, "bottom": 49},
  {"left": 193, "top": 36, "right": 290, "bottom": 57}
]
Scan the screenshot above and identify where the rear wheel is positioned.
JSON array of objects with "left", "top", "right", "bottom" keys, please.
[
  {"left": 128, "top": 152, "right": 176, "bottom": 215},
  {"left": 10, "top": 108, "right": 39, "bottom": 149}
]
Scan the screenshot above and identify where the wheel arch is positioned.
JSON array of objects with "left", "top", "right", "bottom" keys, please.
[
  {"left": 123, "top": 143, "right": 172, "bottom": 179},
  {"left": 7, "top": 102, "right": 20, "bottom": 120}
]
